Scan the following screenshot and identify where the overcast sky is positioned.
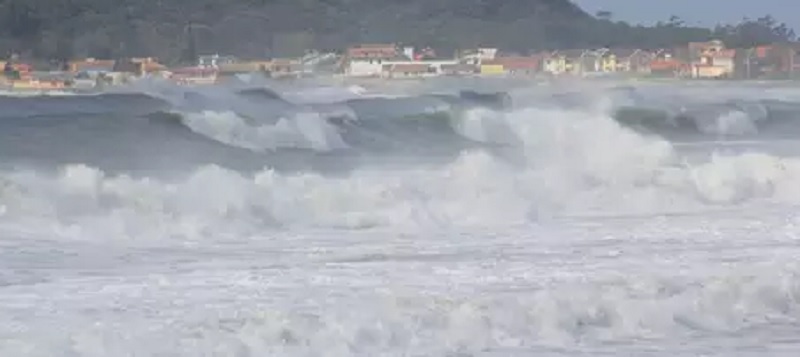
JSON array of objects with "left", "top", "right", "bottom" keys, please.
[{"left": 572, "top": 0, "right": 798, "bottom": 31}]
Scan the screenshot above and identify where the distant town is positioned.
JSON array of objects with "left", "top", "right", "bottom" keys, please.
[{"left": 2, "top": 39, "right": 800, "bottom": 91}]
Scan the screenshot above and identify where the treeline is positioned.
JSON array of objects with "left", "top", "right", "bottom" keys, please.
[
  {"left": 583, "top": 12, "right": 797, "bottom": 49},
  {"left": 0, "top": 0, "right": 796, "bottom": 65}
]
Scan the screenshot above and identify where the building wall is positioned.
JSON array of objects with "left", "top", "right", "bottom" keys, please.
[
  {"left": 348, "top": 59, "right": 456, "bottom": 77},
  {"left": 385, "top": 60, "right": 457, "bottom": 76},
  {"left": 347, "top": 59, "right": 385, "bottom": 77},
  {"left": 543, "top": 57, "right": 567, "bottom": 74},
  {"left": 630, "top": 53, "right": 653, "bottom": 73},
  {"left": 563, "top": 55, "right": 602, "bottom": 75},
  {"left": 602, "top": 56, "right": 617, "bottom": 72},
  {"left": 579, "top": 56, "right": 603, "bottom": 74},
  {"left": 566, "top": 58, "right": 581, "bottom": 74},
  {"left": 691, "top": 55, "right": 734, "bottom": 78},
  {"left": 442, "top": 64, "right": 477, "bottom": 75},
  {"left": 396, "top": 60, "right": 457, "bottom": 73},
  {"left": 385, "top": 71, "right": 437, "bottom": 79},
  {"left": 616, "top": 60, "right": 632, "bottom": 72},
  {"left": 565, "top": 59, "right": 579, "bottom": 74},
  {"left": 694, "top": 65, "right": 729, "bottom": 78},
  {"left": 480, "top": 64, "right": 505, "bottom": 75},
  {"left": 713, "top": 57, "right": 734, "bottom": 73},
  {"left": 10, "top": 80, "right": 67, "bottom": 90}
]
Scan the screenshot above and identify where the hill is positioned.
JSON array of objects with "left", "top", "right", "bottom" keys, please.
[
  {"left": 0, "top": 0, "right": 595, "bottom": 63},
  {"left": 0, "top": 0, "right": 794, "bottom": 64}
]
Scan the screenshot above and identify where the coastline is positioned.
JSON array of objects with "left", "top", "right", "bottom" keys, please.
[{"left": 2, "top": 73, "right": 800, "bottom": 98}]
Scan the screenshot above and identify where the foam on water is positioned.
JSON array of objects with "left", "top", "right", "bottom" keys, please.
[
  {"left": 182, "top": 110, "right": 348, "bottom": 152},
  {"left": 2, "top": 222, "right": 799, "bottom": 356},
  {"left": 2, "top": 104, "right": 800, "bottom": 234},
  {"left": 3, "top": 82, "right": 800, "bottom": 356}
]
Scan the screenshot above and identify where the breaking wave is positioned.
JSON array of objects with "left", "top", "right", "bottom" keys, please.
[
  {"left": 4, "top": 80, "right": 800, "bottom": 236},
  {"left": 5, "top": 80, "right": 800, "bottom": 356}
]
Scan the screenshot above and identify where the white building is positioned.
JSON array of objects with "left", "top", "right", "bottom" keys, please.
[
  {"left": 198, "top": 54, "right": 237, "bottom": 69},
  {"left": 344, "top": 44, "right": 401, "bottom": 77},
  {"left": 458, "top": 48, "right": 498, "bottom": 65},
  {"left": 381, "top": 60, "right": 459, "bottom": 78},
  {"left": 344, "top": 44, "right": 458, "bottom": 78},
  {"left": 347, "top": 58, "right": 389, "bottom": 77}
]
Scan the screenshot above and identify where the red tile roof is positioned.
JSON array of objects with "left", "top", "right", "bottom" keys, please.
[
  {"left": 347, "top": 44, "right": 398, "bottom": 59},
  {"left": 71, "top": 60, "right": 116, "bottom": 72},
  {"left": 486, "top": 56, "right": 540, "bottom": 70},
  {"left": 649, "top": 59, "right": 684, "bottom": 70}
]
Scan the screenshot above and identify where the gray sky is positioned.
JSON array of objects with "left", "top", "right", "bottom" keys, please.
[{"left": 572, "top": 0, "right": 799, "bottom": 31}]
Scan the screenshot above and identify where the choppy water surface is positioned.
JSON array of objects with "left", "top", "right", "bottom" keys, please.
[{"left": 2, "top": 78, "right": 800, "bottom": 356}]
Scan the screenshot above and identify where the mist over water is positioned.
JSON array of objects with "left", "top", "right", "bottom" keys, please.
[{"left": 3, "top": 78, "right": 800, "bottom": 356}]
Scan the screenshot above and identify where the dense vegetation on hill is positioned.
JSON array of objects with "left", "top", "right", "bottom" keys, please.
[{"left": 0, "top": 0, "right": 796, "bottom": 65}]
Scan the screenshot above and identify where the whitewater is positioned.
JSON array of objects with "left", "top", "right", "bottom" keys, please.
[{"left": 2, "top": 76, "right": 800, "bottom": 356}]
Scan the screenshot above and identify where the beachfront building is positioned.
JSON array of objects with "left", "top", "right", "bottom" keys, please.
[
  {"left": 687, "top": 40, "right": 735, "bottom": 78},
  {"left": 457, "top": 48, "right": 498, "bottom": 65},
  {"left": 132, "top": 57, "right": 168, "bottom": 77},
  {"left": 1, "top": 60, "right": 32, "bottom": 81},
  {"left": 542, "top": 49, "right": 603, "bottom": 76},
  {"left": 694, "top": 49, "right": 736, "bottom": 78},
  {"left": 383, "top": 63, "right": 435, "bottom": 78},
  {"left": 198, "top": 54, "right": 238, "bottom": 69},
  {"left": 344, "top": 44, "right": 459, "bottom": 78},
  {"left": 601, "top": 49, "right": 653, "bottom": 74},
  {"left": 480, "top": 61, "right": 505, "bottom": 75},
  {"left": 478, "top": 56, "right": 541, "bottom": 76},
  {"left": 441, "top": 63, "right": 478, "bottom": 76},
  {"left": 497, "top": 56, "right": 541, "bottom": 75},
  {"left": 649, "top": 49, "right": 690, "bottom": 78},
  {"left": 268, "top": 58, "right": 305, "bottom": 78},
  {"left": 344, "top": 44, "right": 402, "bottom": 77},
  {"left": 542, "top": 51, "right": 568, "bottom": 75},
  {"left": 736, "top": 44, "right": 800, "bottom": 79},
  {"left": 69, "top": 58, "right": 115, "bottom": 77},
  {"left": 382, "top": 57, "right": 460, "bottom": 78},
  {"left": 168, "top": 66, "right": 218, "bottom": 85}
]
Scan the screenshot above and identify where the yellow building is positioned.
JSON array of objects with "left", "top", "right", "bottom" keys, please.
[
  {"left": 695, "top": 65, "right": 729, "bottom": 78},
  {"left": 479, "top": 64, "right": 505, "bottom": 75},
  {"left": 543, "top": 52, "right": 568, "bottom": 74},
  {"left": 601, "top": 53, "right": 617, "bottom": 72},
  {"left": 10, "top": 80, "right": 68, "bottom": 91},
  {"left": 132, "top": 57, "right": 167, "bottom": 76},
  {"left": 601, "top": 49, "right": 649, "bottom": 73},
  {"left": 219, "top": 61, "right": 270, "bottom": 73},
  {"left": 544, "top": 50, "right": 587, "bottom": 75}
]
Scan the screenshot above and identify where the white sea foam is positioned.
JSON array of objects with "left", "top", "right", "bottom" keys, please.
[
  {"left": 182, "top": 110, "right": 348, "bottom": 152},
  {"left": 3, "top": 81, "right": 800, "bottom": 356},
  {"left": 3, "top": 103, "right": 800, "bottom": 236}
]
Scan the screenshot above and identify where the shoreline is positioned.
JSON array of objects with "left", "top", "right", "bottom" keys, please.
[{"left": 2, "top": 74, "right": 800, "bottom": 97}]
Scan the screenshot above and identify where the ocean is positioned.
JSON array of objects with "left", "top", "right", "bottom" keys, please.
[{"left": 1, "top": 76, "right": 800, "bottom": 356}]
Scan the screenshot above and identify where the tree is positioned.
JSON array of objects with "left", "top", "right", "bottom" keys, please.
[
  {"left": 181, "top": 23, "right": 198, "bottom": 65},
  {"left": 713, "top": 15, "right": 797, "bottom": 48},
  {"left": 0, "top": 0, "right": 794, "bottom": 62},
  {"left": 668, "top": 15, "right": 685, "bottom": 28}
]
